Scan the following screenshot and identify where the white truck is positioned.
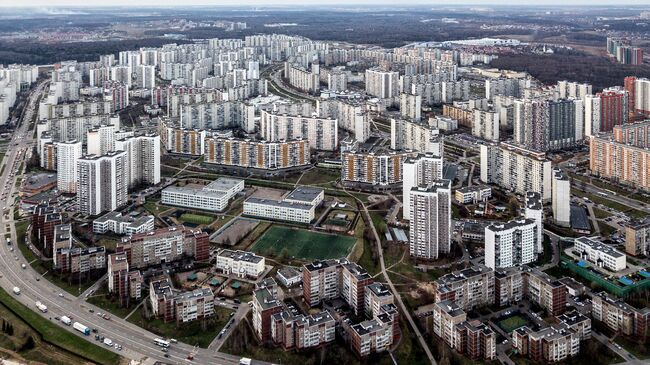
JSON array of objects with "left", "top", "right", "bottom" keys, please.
[
  {"left": 73, "top": 322, "right": 90, "bottom": 335},
  {"left": 12, "top": 287, "right": 20, "bottom": 295},
  {"left": 239, "top": 358, "right": 252, "bottom": 365},
  {"left": 103, "top": 338, "right": 113, "bottom": 346},
  {"left": 60, "top": 316, "right": 72, "bottom": 326},
  {"left": 35, "top": 301, "right": 47, "bottom": 313}
]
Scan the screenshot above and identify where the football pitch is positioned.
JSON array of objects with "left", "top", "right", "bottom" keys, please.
[{"left": 251, "top": 226, "right": 356, "bottom": 261}]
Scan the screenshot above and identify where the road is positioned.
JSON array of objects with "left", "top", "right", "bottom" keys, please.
[{"left": 0, "top": 82, "right": 267, "bottom": 365}]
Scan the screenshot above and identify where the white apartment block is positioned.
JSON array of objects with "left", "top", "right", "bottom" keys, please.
[
  {"left": 93, "top": 211, "right": 155, "bottom": 235},
  {"left": 317, "top": 99, "right": 369, "bottom": 142},
  {"left": 402, "top": 153, "right": 444, "bottom": 220},
  {"left": 77, "top": 151, "right": 128, "bottom": 216},
  {"left": 216, "top": 249, "right": 266, "bottom": 279},
  {"left": 114, "top": 134, "right": 161, "bottom": 189},
  {"left": 162, "top": 177, "right": 243, "bottom": 212},
  {"left": 472, "top": 109, "right": 500, "bottom": 142},
  {"left": 56, "top": 140, "right": 82, "bottom": 193},
  {"left": 552, "top": 169, "right": 571, "bottom": 227},
  {"left": 391, "top": 118, "right": 441, "bottom": 154},
  {"left": 409, "top": 180, "right": 452, "bottom": 260},
  {"left": 400, "top": 92, "right": 422, "bottom": 121},
  {"left": 557, "top": 81, "right": 592, "bottom": 101},
  {"left": 365, "top": 68, "right": 399, "bottom": 99},
  {"left": 86, "top": 125, "right": 117, "bottom": 156},
  {"left": 525, "top": 191, "right": 544, "bottom": 255},
  {"left": 485, "top": 218, "right": 538, "bottom": 269},
  {"left": 259, "top": 110, "right": 338, "bottom": 151},
  {"left": 480, "top": 142, "right": 552, "bottom": 201},
  {"left": 573, "top": 237, "right": 626, "bottom": 272}
]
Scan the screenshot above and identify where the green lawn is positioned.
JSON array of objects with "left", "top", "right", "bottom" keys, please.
[
  {"left": 86, "top": 285, "right": 138, "bottom": 319},
  {"left": 498, "top": 315, "right": 529, "bottom": 333},
  {"left": 0, "top": 287, "right": 121, "bottom": 365},
  {"left": 127, "top": 306, "right": 233, "bottom": 348},
  {"left": 179, "top": 213, "right": 215, "bottom": 225},
  {"left": 593, "top": 207, "right": 614, "bottom": 219},
  {"left": 251, "top": 226, "right": 356, "bottom": 261}
]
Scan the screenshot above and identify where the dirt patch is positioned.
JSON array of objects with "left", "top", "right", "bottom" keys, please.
[
  {"left": 249, "top": 187, "right": 287, "bottom": 200},
  {"left": 211, "top": 218, "right": 259, "bottom": 246}
]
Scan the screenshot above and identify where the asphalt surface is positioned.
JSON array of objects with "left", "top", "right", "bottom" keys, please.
[{"left": 0, "top": 82, "right": 267, "bottom": 365}]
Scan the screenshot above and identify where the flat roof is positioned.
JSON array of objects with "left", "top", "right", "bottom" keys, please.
[
  {"left": 285, "top": 186, "right": 323, "bottom": 203},
  {"left": 204, "top": 177, "right": 244, "bottom": 193},
  {"left": 575, "top": 236, "right": 625, "bottom": 258},
  {"left": 164, "top": 184, "right": 228, "bottom": 199},
  {"left": 245, "top": 197, "right": 313, "bottom": 211},
  {"left": 570, "top": 204, "right": 590, "bottom": 231},
  {"left": 218, "top": 249, "right": 264, "bottom": 264}
]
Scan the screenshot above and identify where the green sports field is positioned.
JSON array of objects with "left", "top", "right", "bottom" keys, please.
[
  {"left": 497, "top": 315, "right": 529, "bottom": 333},
  {"left": 180, "top": 213, "right": 214, "bottom": 225},
  {"left": 251, "top": 226, "right": 356, "bottom": 261}
]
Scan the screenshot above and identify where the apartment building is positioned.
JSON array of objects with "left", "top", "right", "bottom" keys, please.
[
  {"left": 522, "top": 268, "right": 567, "bottom": 316},
  {"left": 204, "top": 137, "right": 310, "bottom": 170},
  {"left": 433, "top": 265, "right": 495, "bottom": 311},
  {"left": 341, "top": 149, "right": 418, "bottom": 187},
  {"left": 37, "top": 114, "right": 119, "bottom": 145},
  {"left": 584, "top": 88, "right": 628, "bottom": 135},
  {"left": 76, "top": 151, "right": 129, "bottom": 216},
  {"left": 107, "top": 253, "right": 143, "bottom": 307},
  {"left": 303, "top": 259, "right": 344, "bottom": 307},
  {"left": 400, "top": 92, "right": 422, "bottom": 121},
  {"left": 524, "top": 191, "right": 544, "bottom": 255},
  {"left": 56, "top": 140, "right": 82, "bottom": 193},
  {"left": 215, "top": 249, "right": 266, "bottom": 279},
  {"left": 259, "top": 110, "right": 338, "bottom": 151},
  {"left": 54, "top": 246, "right": 106, "bottom": 274},
  {"left": 364, "top": 283, "right": 395, "bottom": 319},
  {"left": 253, "top": 286, "right": 284, "bottom": 342},
  {"left": 513, "top": 324, "right": 581, "bottom": 363},
  {"left": 116, "top": 226, "right": 210, "bottom": 269},
  {"left": 285, "top": 63, "right": 320, "bottom": 94},
  {"left": 93, "top": 211, "right": 155, "bottom": 235},
  {"left": 591, "top": 292, "right": 650, "bottom": 340},
  {"left": 552, "top": 169, "right": 571, "bottom": 227},
  {"left": 271, "top": 310, "right": 336, "bottom": 350},
  {"left": 433, "top": 300, "right": 467, "bottom": 350},
  {"left": 390, "top": 118, "right": 441, "bottom": 153},
  {"left": 86, "top": 125, "right": 117, "bottom": 156},
  {"left": 625, "top": 218, "right": 650, "bottom": 257},
  {"left": 480, "top": 142, "right": 552, "bottom": 201},
  {"left": 317, "top": 98, "right": 369, "bottom": 142},
  {"left": 409, "top": 180, "right": 452, "bottom": 260},
  {"left": 485, "top": 218, "right": 538, "bottom": 269},
  {"left": 514, "top": 98, "right": 583, "bottom": 152},
  {"left": 51, "top": 224, "right": 73, "bottom": 268},
  {"left": 557, "top": 310, "right": 592, "bottom": 340},
  {"left": 589, "top": 134, "right": 650, "bottom": 192},
  {"left": 31, "top": 204, "right": 61, "bottom": 257},
  {"left": 179, "top": 101, "right": 255, "bottom": 132},
  {"left": 114, "top": 134, "right": 161, "bottom": 188},
  {"left": 341, "top": 261, "right": 374, "bottom": 316},
  {"left": 442, "top": 104, "right": 473, "bottom": 128},
  {"left": 149, "top": 277, "right": 215, "bottom": 324},
  {"left": 365, "top": 68, "right": 399, "bottom": 99},
  {"left": 573, "top": 237, "right": 626, "bottom": 272},
  {"left": 160, "top": 123, "right": 206, "bottom": 156},
  {"left": 494, "top": 267, "right": 524, "bottom": 307},
  {"left": 455, "top": 320, "right": 497, "bottom": 361},
  {"left": 472, "top": 109, "right": 500, "bottom": 142},
  {"left": 346, "top": 311, "right": 397, "bottom": 357},
  {"left": 162, "top": 177, "right": 244, "bottom": 212},
  {"left": 402, "top": 153, "right": 444, "bottom": 220}
]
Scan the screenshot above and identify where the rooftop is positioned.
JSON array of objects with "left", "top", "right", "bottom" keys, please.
[
  {"left": 285, "top": 186, "right": 323, "bottom": 204},
  {"left": 244, "top": 197, "right": 313, "bottom": 211},
  {"left": 217, "top": 249, "right": 264, "bottom": 264},
  {"left": 575, "top": 236, "right": 625, "bottom": 258}
]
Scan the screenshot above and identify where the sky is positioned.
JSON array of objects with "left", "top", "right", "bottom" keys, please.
[{"left": 0, "top": 0, "right": 649, "bottom": 6}]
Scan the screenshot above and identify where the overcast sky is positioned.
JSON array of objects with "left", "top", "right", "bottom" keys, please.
[{"left": 1, "top": 0, "right": 649, "bottom": 6}]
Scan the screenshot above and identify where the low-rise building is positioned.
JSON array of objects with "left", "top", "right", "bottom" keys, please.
[
  {"left": 93, "top": 211, "right": 155, "bottom": 235},
  {"left": 161, "top": 177, "right": 244, "bottom": 212},
  {"left": 522, "top": 267, "right": 568, "bottom": 316},
  {"left": 454, "top": 185, "right": 491, "bottom": 204},
  {"left": 243, "top": 197, "right": 315, "bottom": 223},
  {"left": 346, "top": 310, "right": 397, "bottom": 357},
  {"left": 54, "top": 246, "right": 106, "bottom": 274},
  {"left": 557, "top": 310, "right": 592, "bottom": 340},
  {"left": 513, "top": 324, "right": 581, "bottom": 363},
  {"left": 494, "top": 267, "right": 524, "bottom": 307},
  {"left": 149, "top": 276, "right": 215, "bottom": 324},
  {"left": 591, "top": 292, "right": 650, "bottom": 340},
  {"left": 276, "top": 266, "right": 302, "bottom": 287},
  {"left": 271, "top": 310, "right": 336, "bottom": 350},
  {"left": 215, "top": 249, "right": 266, "bottom": 279},
  {"left": 573, "top": 237, "right": 626, "bottom": 272}
]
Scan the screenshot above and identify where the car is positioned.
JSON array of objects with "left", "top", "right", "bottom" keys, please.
[
  {"left": 35, "top": 277, "right": 39, "bottom": 281},
  {"left": 89, "top": 309, "right": 94, "bottom": 313},
  {"left": 164, "top": 354, "right": 170, "bottom": 358},
  {"left": 229, "top": 312, "right": 235, "bottom": 317},
  {"left": 103, "top": 314, "right": 111, "bottom": 320},
  {"left": 58, "top": 293, "right": 64, "bottom": 298},
  {"left": 162, "top": 348, "right": 169, "bottom": 353},
  {"left": 92, "top": 328, "right": 98, "bottom": 333}
]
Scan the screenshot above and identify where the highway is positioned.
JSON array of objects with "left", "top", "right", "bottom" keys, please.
[{"left": 0, "top": 82, "right": 266, "bottom": 365}]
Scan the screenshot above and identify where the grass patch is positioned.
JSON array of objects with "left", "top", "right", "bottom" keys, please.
[
  {"left": 298, "top": 167, "right": 340, "bottom": 185},
  {"left": 251, "top": 226, "right": 356, "bottom": 261},
  {"left": 85, "top": 285, "right": 138, "bottom": 319},
  {"left": 179, "top": 213, "right": 215, "bottom": 225},
  {"left": 127, "top": 305, "right": 232, "bottom": 348},
  {"left": 572, "top": 189, "right": 646, "bottom": 219},
  {"left": 497, "top": 315, "right": 529, "bottom": 333},
  {"left": 358, "top": 239, "right": 380, "bottom": 276},
  {"left": 593, "top": 207, "right": 613, "bottom": 219},
  {"left": 0, "top": 286, "right": 121, "bottom": 365}
]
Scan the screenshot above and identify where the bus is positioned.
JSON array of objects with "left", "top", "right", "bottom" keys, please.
[{"left": 153, "top": 338, "right": 170, "bottom": 348}]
